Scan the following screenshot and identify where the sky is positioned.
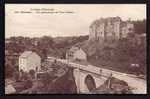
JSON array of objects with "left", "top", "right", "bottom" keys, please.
[{"left": 5, "top": 4, "right": 146, "bottom": 38}]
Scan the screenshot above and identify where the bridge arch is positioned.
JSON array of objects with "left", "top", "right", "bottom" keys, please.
[
  {"left": 84, "top": 74, "right": 96, "bottom": 92},
  {"left": 73, "top": 68, "right": 107, "bottom": 93}
]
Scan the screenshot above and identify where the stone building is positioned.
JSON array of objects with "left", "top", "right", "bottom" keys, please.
[
  {"left": 66, "top": 46, "right": 87, "bottom": 61},
  {"left": 19, "top": 51, "right": 41, "bottom": 73},
  {"left": 89, "top": 17, "right": 134, "bottom": 41}
]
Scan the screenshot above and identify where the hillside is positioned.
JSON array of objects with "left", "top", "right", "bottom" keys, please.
[
  {"left": 76, "top": 35, "right": 146, "bottom": 75},
  {"left": 5, "top": 35, "right": 89, "bottom": 79}
]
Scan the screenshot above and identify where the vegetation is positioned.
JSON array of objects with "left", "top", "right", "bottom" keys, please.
[
  {"left": 132, "top": 19, "right": 146, "bottom": 34},
  {"left": 5, "top": 35, "right": 89, "bottom": 79},
  {"left": 5, "top": 19, "right": 146, "bottom": 78},
  {"left": 5, "top": 19, "right": 146, "bottom": 94},
  {"left": 87, "top": 35, "right": 146, "bottom": 75}
]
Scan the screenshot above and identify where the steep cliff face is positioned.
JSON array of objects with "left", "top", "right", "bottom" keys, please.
[{"left": 75, "top": 35, "right": 146, "bottom": 75}]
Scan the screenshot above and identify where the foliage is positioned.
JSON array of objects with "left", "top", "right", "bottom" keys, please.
[
  {"left": 29, "top": 70, "right": 35, "bottom": 79},
  {"left": 47, "top": 68, "right": 77, "bottom": 94},
  {"left": 132, "top": 19, "right": 146, "bottom": 34},
  {"left": 5, "top": 63, "right": 14, "bottom": 78}
]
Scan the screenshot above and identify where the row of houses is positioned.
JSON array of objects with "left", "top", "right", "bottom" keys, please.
[
  {"left": 18, "top": 48, "right": 87, "bottom": 74},
  {"left": 18, "top": 48, "right": 87, "bottom": 73}
]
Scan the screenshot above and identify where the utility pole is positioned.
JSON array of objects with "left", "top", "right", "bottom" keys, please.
[{"left": 107, "top": 73, "right": 112, "bottom": 89}]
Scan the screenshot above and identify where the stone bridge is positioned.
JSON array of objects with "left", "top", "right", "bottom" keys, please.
[
  {"left": 73, "top": 68, "right": 108, "bottom": 93},
  {"left": 47, "top": 57, "right": 147, "bottom": 94}
]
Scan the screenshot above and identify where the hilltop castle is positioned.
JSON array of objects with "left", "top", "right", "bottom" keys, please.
[{"left": 89, "top": 17, "right": 134, "bottom": 41}]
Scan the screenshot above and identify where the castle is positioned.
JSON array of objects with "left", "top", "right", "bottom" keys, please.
[{"left": 89, "top": 17, "right": 134, "bottom": 41}]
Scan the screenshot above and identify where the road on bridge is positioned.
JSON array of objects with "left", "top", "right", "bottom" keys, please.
[{"left": 47, "top": 57, "right": 147, "bottom": 94}]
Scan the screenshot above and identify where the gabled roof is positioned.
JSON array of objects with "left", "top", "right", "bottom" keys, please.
[
  {"left": 69, "top": 46, "right": 79, "bottom": 52},
  {"left": 19, "top": 51, "right": 33, "bottom": 58},
  {"left": 72, "top": 41, "right": 89, "bottom": 54}
]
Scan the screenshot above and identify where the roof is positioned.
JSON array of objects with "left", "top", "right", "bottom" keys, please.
[
  {"left": 69, "top": 46, "right": 80, "bottom": 52},
  {"left": 19, "top": 51, "right": 33, "bottom": 58}
]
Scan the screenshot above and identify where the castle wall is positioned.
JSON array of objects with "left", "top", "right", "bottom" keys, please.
[{"left": 89, "top": 17, "right": 134, "bottom": 41}]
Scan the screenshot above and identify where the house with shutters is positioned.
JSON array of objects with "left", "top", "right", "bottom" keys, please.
[
  {"left": 19, "top": 51, "right": 41, "bottom": 73},
  {"left": 66, "top": 46, "right": 87, "bottom": 61}
]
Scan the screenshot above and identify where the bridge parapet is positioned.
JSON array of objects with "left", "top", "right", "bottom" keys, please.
[{"left": 47, "top": 57, "right": 147, "bottom": 94}]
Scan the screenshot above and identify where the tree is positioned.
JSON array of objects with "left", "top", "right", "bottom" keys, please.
[
  {"left": 29, "top": 69, "right": 35, "bottom": 79},
  {"left": 5, "top": 63, "right": 14, "bottom": 78},
  {"left": 14, "top": 70, "right": 20, "bottom": 81},
  {"left": 36, "top": 36, "right": 54, "bottom": 61},
  {"left": 41, "top": 73, "right": 54, "bottom": 87},
  {"left": 133, "top": 19, "right": 146, "bottom": 34},
  {"left": 24, "top": 79, "right": 33, "bottom": 89},
  {"left": 21, "top": 72, "right": 29, "bottom": 81}
]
